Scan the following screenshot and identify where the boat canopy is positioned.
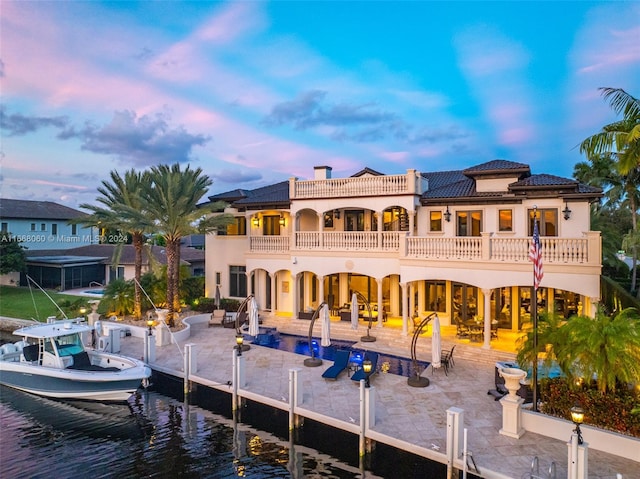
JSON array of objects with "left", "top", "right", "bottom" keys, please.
[{"left": 13, "top": 321, "right": 93, "bottom": 339}]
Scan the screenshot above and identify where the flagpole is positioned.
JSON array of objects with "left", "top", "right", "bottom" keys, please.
[{"left": 531, "top": 207, "right": 539, "bottom": 413}]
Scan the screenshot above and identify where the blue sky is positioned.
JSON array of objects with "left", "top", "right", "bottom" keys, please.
[{"left": 1, "top": 1, "right": 638, "bottom": 208}]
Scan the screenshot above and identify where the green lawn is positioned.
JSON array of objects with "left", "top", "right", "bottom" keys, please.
[{"left": 0, "top": 286, "right": 95, "bottom": 321}]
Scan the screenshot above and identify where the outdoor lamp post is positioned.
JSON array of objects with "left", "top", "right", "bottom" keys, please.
[
  {"left": 570, "top": 406, "right": 584, "bottom": 444},
  {"left": 147, "top": 319, "right": 154, "bottom": 336},
  {"left": 235, "top": 332, "right": 244, "bottom": 357},
  {"left": 363, "top": 359, "right": 373, "bottom": 388}
]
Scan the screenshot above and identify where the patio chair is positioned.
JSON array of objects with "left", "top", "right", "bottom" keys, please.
[
  {"left": 491, "top": 320, "right": 499, "bottom": 339},
  {"left": 454, "top": 317, "right": 470, "bottom": 338},
  {"left": 321, "top": 349, "right": 351, "bottom": 380},
  {"left": 351, "top": 352, "right": 378, "bottom": 383},
  {"left": 441, "top": 345, "right": 456, "bottom": 371},
  {"left": 208, "top": 309, "right": 226, "bottom": 327}
]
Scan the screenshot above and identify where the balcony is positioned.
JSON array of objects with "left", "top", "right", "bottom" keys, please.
[
  {"left": 291, "top": 172, "right": 420, "bottom": 199},
  {"left": 248, "top": 231, "right": 600, "bottom": 266}
]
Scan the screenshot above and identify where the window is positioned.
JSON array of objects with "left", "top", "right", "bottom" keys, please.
[
  {"left": 218, "top": 217, "right": 246, "bottom": 236},
  {"left": 430, "top": 211, "right": 443, "bottom": 232},
  {"left": 423, "top": 281, "right": 445, "bottom": 312},
  {"left": 262, "top": 215, "right": 281, "bottom": 236},
  {"left": 456, "top": 210, "right": 482, "bottom": 236},
  {"left": 528, "top": 209, "right": 557, "bottom": 236},
  {"left": 229, "top": 265, "right": 247, "bottom": 297},
  {"left": 71, "top": 224, "right": 78, "bottom": 235},
  {"left": 324, "top": 211, "right": 334, "bottom": 228},
  {"left": 52, "top": 224, "right": 58, "bottom": 235},
  {"left": 31, "top": 223, "right": 36, "bottom": 231},
  {"left": 498, "top": 209, "right": 512, "bottom": 232},
  {"left": 1, "top": 222, "right": 7, "bottom": 233},
  {"left": 40, "top": 223, "right": 46, "bottom": 231},
  {"left": 345, "top": 210, "right": 365, "bottom": 231}
]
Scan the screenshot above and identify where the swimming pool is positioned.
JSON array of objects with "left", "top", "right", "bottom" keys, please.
[
  {"left": 83, "top": 289, "right": 105, "bottom": 295},
  {"left": 252, "top": 331, "right": 430, "bottom": 378}
]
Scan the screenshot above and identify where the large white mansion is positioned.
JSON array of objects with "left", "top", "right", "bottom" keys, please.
[{"left": 202, "top": 160, "right": 602, "bottom": 349}]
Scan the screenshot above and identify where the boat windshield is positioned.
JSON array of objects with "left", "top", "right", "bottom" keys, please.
[{"left": 53, "top": 333, "right": 85, "bottom": 357}]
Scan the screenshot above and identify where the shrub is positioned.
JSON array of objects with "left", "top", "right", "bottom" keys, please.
[
  {"left": 191, "top": 297, "right": 217, "bottom": 313},
  {"left": 540, "top": 377, "right": 640, "bottom": 437},
  {"left": 220, "top": 298, "right": 241, "bottom": 312}
]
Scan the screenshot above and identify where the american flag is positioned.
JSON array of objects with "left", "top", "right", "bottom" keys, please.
[{"left": 529, "top": 217, "right": 543, "bottom": 289}]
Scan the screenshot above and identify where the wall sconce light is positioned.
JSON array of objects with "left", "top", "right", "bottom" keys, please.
[
  {"left": 443, "top": 206, "right": 451, "bottom": 222},
  {"left": 570, "top": 405, "right": 584, "bottom": 444},
  {"left": 563, "top": 203, "right": 572, "bottom": 220},
  {"left": 363, "top": 358, "right": 373, "bottom": 388},
  {"left": 334, "top": 209, "right": 340, "bottom": 219},
  {"left": 252, "top": 216, "right": 260, "bottom": 227},
  {"left": 235, "top": 332, "right": 244, "bottom": 356},
  {"left": 279, "top": 215, "right": 286, "bottom": 226}
]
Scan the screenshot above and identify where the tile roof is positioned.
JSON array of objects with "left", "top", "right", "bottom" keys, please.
[
  {"left": 26, "top": 244, "right": 203, "bottom": 266},
  {"left": 0, "top": 199, "right": 87, "bottom": 220},
  {"left": 232, "top": 181, "right": 290, "bottom": 207},
  {"left": 352, "top": 167, "right": 384, "bottom": 177},
  {"left": 462, "top": 159, "right": 530, "bottom": 175}
]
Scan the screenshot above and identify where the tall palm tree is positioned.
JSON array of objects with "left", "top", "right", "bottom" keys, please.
[
  {"left": 137, "top": 164, "right": 230, "bottom": 326},
  {"left": 580, "top": 88, "right": 640, "bottom": 296},
  {"left": 580, "top": 87, "right": 640, "bottom": 175},
  {"left": 74, "top": 169, "right": 148, "bottom": 319}
]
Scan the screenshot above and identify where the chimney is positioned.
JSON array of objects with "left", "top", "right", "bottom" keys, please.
[{"left": 314, "top": 166, "right": 332, "bottom": 180}]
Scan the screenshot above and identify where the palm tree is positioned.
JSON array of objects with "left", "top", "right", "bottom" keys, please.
[
  {"left": 565, "top": 308, "right": 640, "bottom": 393},
  {"left": 516, "top": 312, "right": 573, "bottom": 377},
  {"left": 580, "top": 88, "right": 640, "bottom": 297},
  {"left": 75, "top": 169, "right": 148, "bottom": 319},
  {"left": 580, "top": 87, "right": 640, "bottom": 175},
  {"left": 137, "top": 164, "right": 231, "bottom": 326},
  {"left": 516, "top": 308, "right": 640, "bottom": 393}
]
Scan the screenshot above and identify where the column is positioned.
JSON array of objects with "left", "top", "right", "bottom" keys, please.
[
  {"left": 482, "top": 288, "right": 492, "bottom": 349},
  {"left": 291, "top": 273, "right": 298, "bottom": 318},
  {"left": 400, "top": 282, "right": 408, "bottom": 336},
  {"left": 377, "top": 278, "right": 383, "bottom": 327},
  {"left": 318, "top": 275, "right": 325, "bottom": 305}
]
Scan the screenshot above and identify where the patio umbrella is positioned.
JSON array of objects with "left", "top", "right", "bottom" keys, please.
[
  {"left": 321, "top": 304, "right": 331, "bottom": 347},
  {"left": 214, "top": 285, "right": 221, "bottom": 309},
  {"left": 248, "top": 296, "right": 259, "bottom": 337},
  {"left": 350, "top": 292, "right": 359, "bottom": 330},
  {"left": 432, "top": 314, "right": 442, "bottom": 369}
]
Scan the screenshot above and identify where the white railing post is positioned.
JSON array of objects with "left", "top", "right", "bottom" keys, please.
[{"left": 446, "top": 407, "right": 464, "bottom": 479}]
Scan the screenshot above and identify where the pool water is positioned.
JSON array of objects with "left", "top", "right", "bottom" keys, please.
[
  {"left": 83, "top": 289, "right": 105, "bottom": 295},
  {"left": 252, "top": 332, "right": 430, "bottom": 378}
]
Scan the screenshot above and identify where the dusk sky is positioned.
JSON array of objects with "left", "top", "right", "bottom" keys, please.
[{"left": 1, "top": 1, "right": 638, "bottom": 209}]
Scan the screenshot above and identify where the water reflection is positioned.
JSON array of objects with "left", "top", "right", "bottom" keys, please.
[{"left": 0, "top": 386, "right": 365, "bottom": 478}]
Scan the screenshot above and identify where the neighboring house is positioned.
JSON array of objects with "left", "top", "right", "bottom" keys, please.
[
  {"left": 0, "top": 198, "right": 98, "bottom": 251},
  {"left": 23, "top": 244, "right": 205, "bottom": 291},
  {"left": 202, "top": 160, "right": 603, "bottom": 349}
]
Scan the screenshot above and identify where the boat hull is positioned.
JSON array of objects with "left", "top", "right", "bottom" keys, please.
[{"left": 0, "top": 362, "right": 151, "bottom": 402}]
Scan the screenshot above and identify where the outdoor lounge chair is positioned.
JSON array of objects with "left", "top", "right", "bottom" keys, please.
[
  {"left": 441, "top": 345, "right": 456, "bottom": 373},
  {"left": 351, "top": 351, "right": 378, "bottom": 383},
  {"left": 321, "top": 349, "right": 351, "bottom": 380},
  {"left": 209, "top": 309, "right": 226, "bottom": 327}
]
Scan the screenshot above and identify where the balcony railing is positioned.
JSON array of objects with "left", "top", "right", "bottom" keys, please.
[
  {"left": 293, "top": 174, "right": 411, "bottom": 199},
  {"left": 294, "top": 232, "right": 402, "bottom": 251},
  {"left": 249, "top": 236, "right": 290, "bottom": 253},
  {"left": 249, "top": 232, "right": 600, "bottom": 265}
]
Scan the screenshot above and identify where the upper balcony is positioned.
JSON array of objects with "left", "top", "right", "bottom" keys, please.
[
  {"left": 248, "top": 231, "right": 601, "bottom": 266},
  {"left": 290, "top": 170, "right": 424, "bottom": 199}
]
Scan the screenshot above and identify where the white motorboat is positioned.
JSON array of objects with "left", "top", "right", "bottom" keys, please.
[{"left": 0, "top": 319, "right": 151, "bottom": 402}]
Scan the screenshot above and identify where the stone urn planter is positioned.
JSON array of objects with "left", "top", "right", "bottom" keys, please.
[{"left": 499, "top": 367, "right": 527, "bottom": 399}]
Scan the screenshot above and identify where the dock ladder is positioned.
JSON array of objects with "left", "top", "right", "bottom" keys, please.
[{"left": 522, "top": 456, "right": 556, "bottom": 479}]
